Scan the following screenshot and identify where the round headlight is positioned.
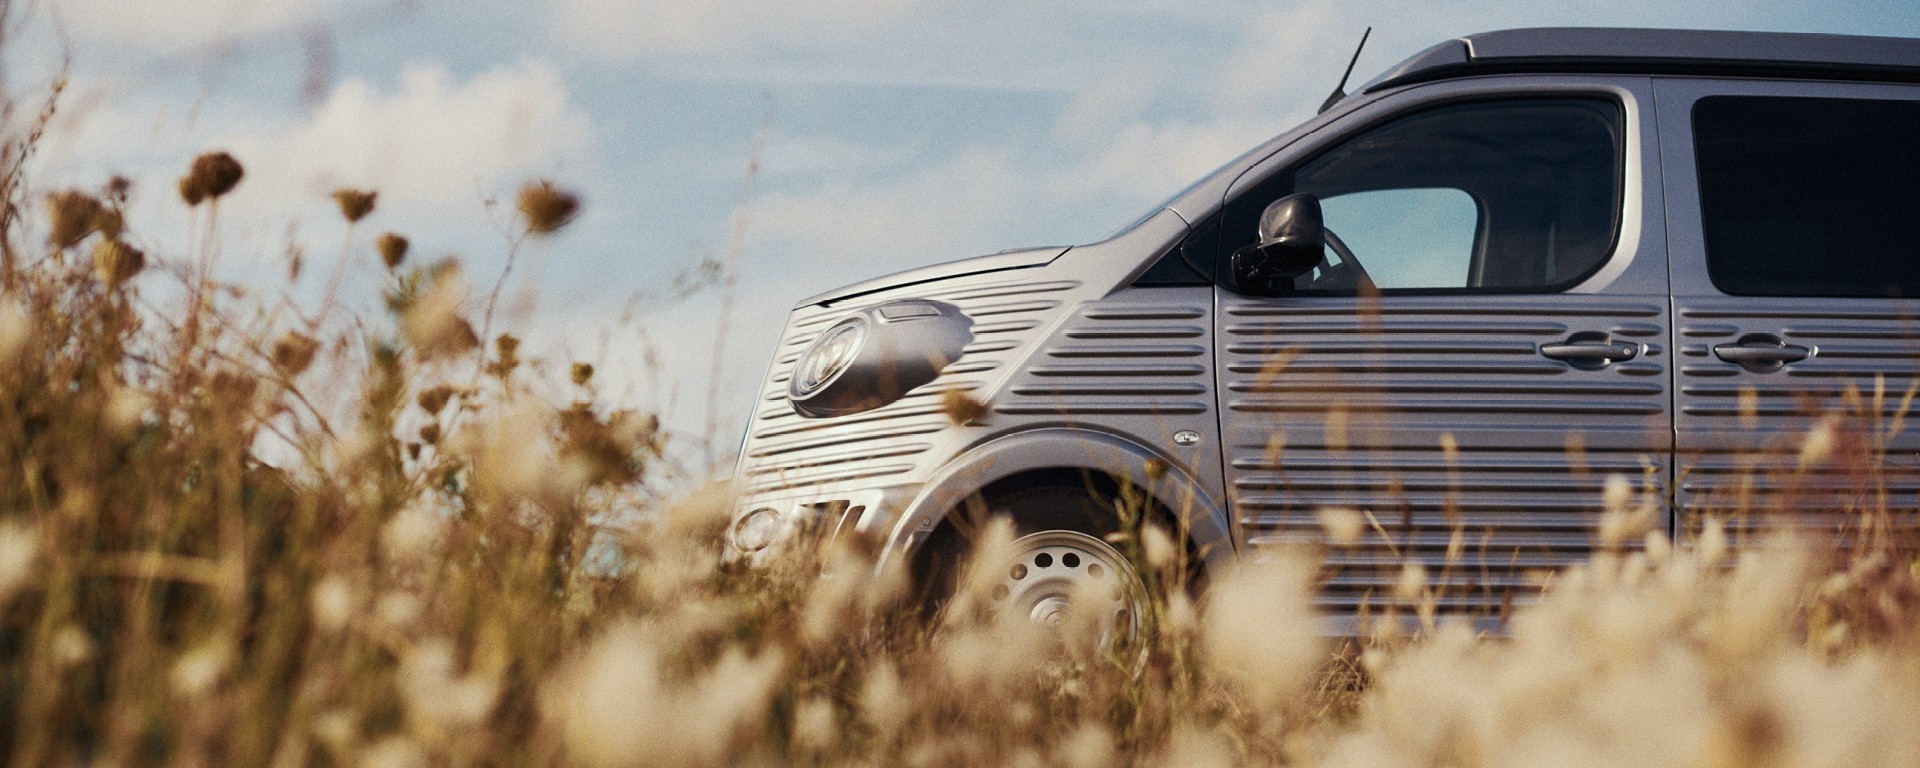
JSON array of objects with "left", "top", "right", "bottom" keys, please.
[
  {"left": 790, "top": 317, "right": 867, "bottom": 399},
  {"left": 731, "top": 507, "right": 783, "bottom": 552}
]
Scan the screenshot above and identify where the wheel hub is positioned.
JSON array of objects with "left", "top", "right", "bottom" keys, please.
[{"left": 992, "top": 529, "right": 1142, "bottom": 644}]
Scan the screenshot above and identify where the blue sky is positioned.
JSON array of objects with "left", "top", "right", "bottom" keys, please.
[{"left": 18, "top": 0, "right": 1920, "bottom": 474}]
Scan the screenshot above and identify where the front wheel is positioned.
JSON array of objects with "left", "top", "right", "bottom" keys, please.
[{"left": 922, "top": 484, "right": 1149, "bottom": 646}]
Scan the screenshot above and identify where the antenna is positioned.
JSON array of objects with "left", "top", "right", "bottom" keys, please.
[{"left": 1318, "top": 27, "right": 1373, "bottom": 114}]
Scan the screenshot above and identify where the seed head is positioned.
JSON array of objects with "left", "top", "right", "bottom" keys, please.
[
  {"left": 941, "top": 388, "right": 987, "bottom": 426},
  {"left": 333, "top": 189, "right": 377, "bottom": 223},
  {"left": 516, "top": 180, "right": 580, "bottom": 234},
  {"left": 45, "top": 190, "right": 103, "bottom": 248},
  {"left": 378, "top": 232, "right": 409, "bottom": 269},
  {"left": 180, "top": 151, "right": 245, "bottom": 205},
  {"left": 417, "top": 385, "right": 455, "bottom": 415},
  {"left": 91, "top": 239, "right": 146, "bottom": 286},
  {"left": 272, "top": 332, "right": 321, "bottom": 376}
]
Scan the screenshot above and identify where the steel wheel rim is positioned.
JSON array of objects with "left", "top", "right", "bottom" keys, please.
[{"left": 991, "top": 529, "right": 1142, "bottom": 644}]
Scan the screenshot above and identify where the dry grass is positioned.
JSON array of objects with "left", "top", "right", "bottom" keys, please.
[{"left": 2, "top": 84, "right": 1919, "bottom": 768}]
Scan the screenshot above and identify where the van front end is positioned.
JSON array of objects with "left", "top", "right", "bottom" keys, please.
[{"left": 725, "top": 210, "right": 1237, "bottom": 619}]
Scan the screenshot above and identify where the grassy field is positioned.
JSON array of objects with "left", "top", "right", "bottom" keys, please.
[{"left": 3, "top": 86, "right": 1920, "bottom": 767}]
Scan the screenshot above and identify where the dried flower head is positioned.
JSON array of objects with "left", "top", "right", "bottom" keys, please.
[
  {"left": 180, "top": 151, "right": 244, "bottom": 205},
  {"left": 333, "top": 189, "right": 377, "bottom": 223},
  {"left": 91, "top": 239, "right": 146, "bottom": 286},
  {"left": 941, "top": 388, "right": 987, "bottom": 426},
  {"left": 378, "top": 232, "right": 409, "bottom": 269},
  {"left": 45, "top": 190, "right": 103, "bottom": 248},
  {"left": 401, "top": 267, "right": 479, "bottom": 360},
  {"left": 417, "top": 385, "right": 455, "bottom": 414},
  {"left": 516, "top": 180, "right": 580, "bottom": 234},
  {"left": 1316, "top": 506, "right": 1365, "bottom": 547},
  {"left": 272, "top": 332, "right": 321, "bottom": 376},
  {"left": 104, "top": 175, "right": 132, "bottom": 202}
]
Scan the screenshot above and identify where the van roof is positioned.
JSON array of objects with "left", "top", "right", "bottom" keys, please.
[{"left": 1361, "top": 28, "right": 1920, "bottom": 92}]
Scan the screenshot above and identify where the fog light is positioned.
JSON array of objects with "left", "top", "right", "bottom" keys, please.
[{"left": 731, "top": 507, "right": 783, "bottom": 552}]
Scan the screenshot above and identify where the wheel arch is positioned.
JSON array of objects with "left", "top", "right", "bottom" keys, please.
[{"left": 879, "top": 428, "right": 1236, "bottom": 576}]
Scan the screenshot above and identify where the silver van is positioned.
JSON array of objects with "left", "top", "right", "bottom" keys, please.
[{"left": 728, "top": 28, "right": 1920, "bottom": 630}]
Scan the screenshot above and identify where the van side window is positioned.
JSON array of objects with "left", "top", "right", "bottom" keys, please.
[
  {"left": 1224, "top": 98, "right": 1623, "bottom": 293},
  {"left": 1693, "top": 96, "right": 1920, "bottom": 298}
]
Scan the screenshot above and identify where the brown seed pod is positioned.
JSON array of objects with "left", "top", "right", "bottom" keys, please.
[
  {"left": 516, "top": 180, "right": 580, "bottom": 234},
  {"left": 92, "top": 239, "right": 146, "bottom": 286},
  {"left": 377, "top": 232, "right": 409, "bottom": 269},
  {"left": 333, "top": 189, "right": 377, "bottom": 223},
  {"left": 417, "top": 385, "right": 455, "bottom": 415},
  {"left": 271, "top": 332, "right": 321, "bottom": 376},
  {"left": 45, "top": 190, "right": 103, "bottom": 248},
  {"left": 182, "top": 151, "right": 244, "bottom": 205},
  {"left": 940, "top": 388, "right": 987, "bottom": 426}
]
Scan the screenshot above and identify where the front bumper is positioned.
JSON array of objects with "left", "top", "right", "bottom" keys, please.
[{"left": 724, "top": 483, "right": 924, "bottom": 564}]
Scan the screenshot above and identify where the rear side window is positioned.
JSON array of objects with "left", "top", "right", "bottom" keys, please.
[{"left": 1694, "top": 96, "right": 1920, "bottom": 297}]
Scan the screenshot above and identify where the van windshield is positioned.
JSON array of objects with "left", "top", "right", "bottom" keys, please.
[{"left": 1107, "top": 160, "right": 1233, "bottom": 238}]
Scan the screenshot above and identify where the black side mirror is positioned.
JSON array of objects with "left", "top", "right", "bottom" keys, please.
[{"left": 1231, "top": 193, "right": 1326, "bottom": 294}]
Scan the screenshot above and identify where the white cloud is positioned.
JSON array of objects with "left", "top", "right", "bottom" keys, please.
[
  {"left": 223, "top": 59, "right": 594, "bottom": 219},
  {"left": 34, "top": 58, "right": 595, "bottom": 260},
  {"left": 550, "top": 0, "right": 923, "bottom": 61},
  {"left": 54, "top": 0, "right": 356, "bottom": 56}
]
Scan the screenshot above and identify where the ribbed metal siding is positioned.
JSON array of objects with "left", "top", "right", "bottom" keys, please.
[
  {"left": 1676, "top": 297, "right": 1920, "bottom": 541},
  {"left": 1219, "top": 294, "right": 1672, "bottom": 617},
  {"left": 997, "top": 297, "right": 1214, "bottom": 419},
  {"left": 737, "top": 277, "right": 1081, "bottom": 497}
]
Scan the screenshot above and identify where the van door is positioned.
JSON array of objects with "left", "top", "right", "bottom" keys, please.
[
  {"left": 1215, "top": 80, "right": 1673, "bottom": 625},
  {"left": 1657, "top": 79, "right": 1920, "bottom": 541}
]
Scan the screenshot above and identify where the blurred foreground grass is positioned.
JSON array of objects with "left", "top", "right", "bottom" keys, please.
[{"left": 3, "top": 87, "right": 1920, "bottom": 768}]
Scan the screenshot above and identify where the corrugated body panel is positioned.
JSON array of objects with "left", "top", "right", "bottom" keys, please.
[
  {"left": 1220, "top": 293, "right": 1672, "bottom": 618},
  {"left": 736, "top": 278, "right": 1081, "bottom": 497},
  {"left": 996, "top": 297, "right": 1214, "bottom": 419},
  {"left": 1675, "top": 296, "right": 1920, "bottom": 542}
]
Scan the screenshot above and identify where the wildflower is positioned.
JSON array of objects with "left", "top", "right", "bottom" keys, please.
[
  {"left": 91, "top": 239, "right": 145, "bottom": 286},
  {"left": 517, "top": 180, "right": 580, "bottom": 234},
  {"left": 1201, "top": 552, "right": 1324, "bottom": 709},
  {"left": 378, "top": 232, "right": 409, "bottom": 269},
  {"left": 0, "top": 523, "right": 38, "bottom": 605},
  {"left": 1317, "top": 506, "right": 1365, "bottom": 546},
  {"left": 171, "top": 644, "right": 231, "bottom": 697},
  {"left": 1394, "top": 561, "right": 1428, "bottom": 602},
  {"left": 1798, "top": 415, "right": 1840, "bottom": 467},
  {"left": 272, "top": 331, "right": 321, "bottom": 375},
  {"left": 180, "top": 151, "right": 244, "bottom": 205},
  {"left": 50, "top": 625, "right": 93, "bottom": 669},
  {"left": 0, "top": 294, "right": 30, "bottom": 365},
  {"left": 310, "top": 576, "right": 354, "bottom": 632},
  {"left": 332, "top": 189, "right": 377, "bottom": 223},
  {"left": 417, "top": 385, "right": 455, "bottom": 414},
  {"left": 400, "top": 266, "right": 479, "bottom": 359},
  {"left": 1141, "top": 523, "right": 1177, "bottom": 571},
  {"left": 384, "top": 503, "right": 444, "bottom": 564},
  {"left": 45, "top": 190, "right": 103, "bottom": 247}
]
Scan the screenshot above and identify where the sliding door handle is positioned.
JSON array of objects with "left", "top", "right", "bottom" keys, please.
[
  {"left": 1713, "top": 334, "right": 1810, "bottom": 372},
  {"left": 1539, "top": 331, "right": 1639, "bottom": 370}
]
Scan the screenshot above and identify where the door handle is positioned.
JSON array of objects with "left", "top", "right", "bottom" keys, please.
[
  {"left": 1539, "top": 331, "right": 1639, "bottom": 370},
  {"left": 1712, "top": 334, "right": 1810, "bottom": 373}
]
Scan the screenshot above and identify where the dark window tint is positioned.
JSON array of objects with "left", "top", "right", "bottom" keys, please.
[
  {"left": 1695, "top": 96, "right": 1920, "bottom": 298},
  {"left": 1223, "top": 99, "right": 1623, "bottom": 293}
]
